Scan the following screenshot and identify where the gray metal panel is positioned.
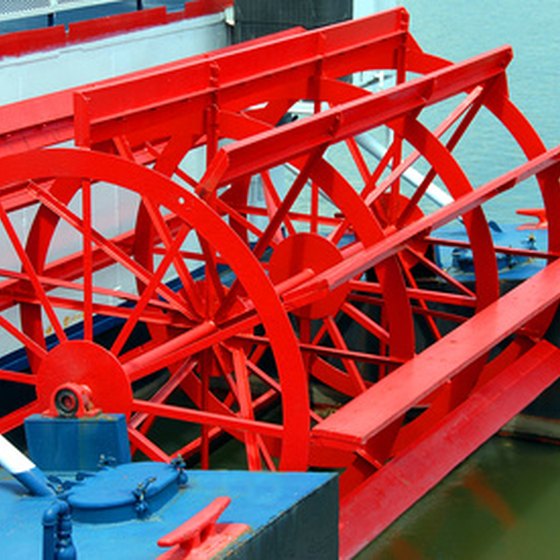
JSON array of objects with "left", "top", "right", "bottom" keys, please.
[
  {"left": 225, "top": 473, "right": 339, "bottom": 560},
  {"left": 234, "top": 0, "right": 352, "bottom": 42}
]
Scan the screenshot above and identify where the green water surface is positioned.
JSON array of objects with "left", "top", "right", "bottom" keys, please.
[{"left": 357, "top": 436, "right": 560, "bottom": 560}]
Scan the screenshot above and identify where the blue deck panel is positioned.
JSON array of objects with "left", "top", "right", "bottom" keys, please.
[
  {"left": 434, "top": 223, "right": 548, "bottom": 283},
  {"left": 0, "top": 468, "right": 338, "bottom": 559}
]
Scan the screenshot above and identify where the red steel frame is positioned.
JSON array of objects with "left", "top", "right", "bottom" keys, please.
[
  {"left": 0, "top": 1, "right": 233, "bottom": 58},
  {"left": 0, "top": 8, "right": 558, "bottom": 557}
]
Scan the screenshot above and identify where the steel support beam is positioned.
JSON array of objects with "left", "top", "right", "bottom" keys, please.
[{"left": 339, "top": 340, "right": 560, "bottom": 558}]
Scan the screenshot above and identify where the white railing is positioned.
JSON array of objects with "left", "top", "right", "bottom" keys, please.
[{"left": 0, "top": 0, "right": 133, "bottom": 23}]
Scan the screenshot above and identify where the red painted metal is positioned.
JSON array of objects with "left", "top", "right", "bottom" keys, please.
[
  {"left": 67, "top": 7, "right": 168, "bottom": 42},
  {"left": 339, "top": 339, "right": 560, "bottom": 559},
  {"left": 0, "top": 26, "right": 66, "bottom": 58},
  {"left": 46, "top": 382, "right": 100, "bottom": 418},
  {"left": 65, "top": 13, "right": 533, "bottom": 410},
  {"left": 38, "top": 341, "right": 133, "bottom": 418},
  {"left": 313, "top": 255, "right": 560, "bottom": 449},
  {"left": 517, "top": 207, "right": 548, "bottom": 229},
  {"left": 184, "top": 0, "right": 233, "bottom": 18},
  {"left": 0, "top": 28, "right": 305, "bottom": 161},
  {"left": 0, "top": 148, "right": 310, "bottom": 471},
  {"left": 0, "top": 4, "right": 230, "bottom": 59},
  {"left": 157, "top": 496, "right": 248, "bottom": 560},
  {"left": 0, "top": 9, "right": 558, "bottom": 557},
  {"left": 70, "top": 8, "right": 422, "bottom": 147},
  {"left": 284, "top": 146, "right": 560, "bottom": 302}
]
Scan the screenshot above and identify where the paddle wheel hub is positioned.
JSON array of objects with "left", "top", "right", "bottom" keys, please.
[
  {"left": 37, "top": 341, "right": 133, "bottom": 418},
  {"left": 269, "top": 233, "right": 349, "bottom": 319},
  {"left": 49, "top": 382, "right": 97, "bottom": 418}
]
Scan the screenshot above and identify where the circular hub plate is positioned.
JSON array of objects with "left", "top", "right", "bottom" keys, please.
[
  {"left": 36, "top": 341, "right": 133, "bottom": 417},
  {"left": 269, "top": 233, "right": 350, "bottom": 319}
]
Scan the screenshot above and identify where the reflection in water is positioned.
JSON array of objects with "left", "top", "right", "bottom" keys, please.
[
  {"left": 463, "top": 469, "right": 516, "bottom": 529},
  {"left": 357, "top": 437, "right": 560, "bottom": 559}
]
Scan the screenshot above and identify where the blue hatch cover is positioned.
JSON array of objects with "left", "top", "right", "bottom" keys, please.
[{"left": 67, "top": 462, "right": 186, "bottom": 524}]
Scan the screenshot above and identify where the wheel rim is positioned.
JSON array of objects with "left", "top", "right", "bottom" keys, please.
[{"left": 0, "top": 148, "right": 309, "bottom": 471}]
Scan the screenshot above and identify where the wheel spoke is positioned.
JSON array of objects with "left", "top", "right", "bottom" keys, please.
[
  {"left": 399, "top": 253, "right": 443, "bottom": 342},
  {"left": 311, "top": 321, "right": 329, "bottom": 346},
  {"left": 341, "top": 301, "right": 390, "bottom": 344},
  {"left": 360, "top": 139, "right": 398, "bottom": 200},
  {"left": 113, "top": 134, "right": 136, "bottom": 161},
  {"left": 130, "top": 359, "right": 195, "bottom": 430},
  {"left": 327, "top": 141, "right": 397, "bottom": 247},
  {"left": 251, "top": 147, "right": 328, "bottom": 260},
  {"left": 234, "top": 331, "right": 403, "bottom": 367},
  {"left": 257, "top": 435, "right": 277, "bottom": 471},
  {"left": 360, "top": 138, "right": 399, "bottom": 207},
  {"left": 198, "top": 234, "right": 226, "bottom": 308},
  {"left": 214, "top": 197, "right": 269, "bottom": 241},
  {"left": 396, "top": 87, "right": 485, "bottom": 228},
  {"left": 222, "top": 340, "right": 282, "bottom": 394},
  {"left": 0, "top": 202, "right": 67, "bottom": 343},
  {"left": 131, "top": 399, "right": 284, "bottom": 439},
  {"left": 141, "top": 198, "right": 204, "bottom": 318},
  {"left": 246, "top": 358, "right": 282, "bottom": 394},
  {"left": 12, "top": 289, "right": 185, "bottom": 328},
  {"left": 128, "top": 427, "right": 170, "bottom": 462},
  {"left": 0, "top": 370, "right": 37, "bottom": 385},
  {"left": 28, "top": 182, "right": 195, "bottom": 319},
  {"left": 324, "top": 317, "right": 367, "bottom": 393},
  {"left": 410, "top": 303, "right": 471, "bottom": 326},
  {"left": 199, "top": 354, "right": 211, "bottom": 468},
  {"left": 0, "top": 313, "right": 47, "bottom": 359},
  {"left": 213, "top": 345, "right": 241, "bottom": 402},
  {"left": 261, "top": 170, "right": 297, "bottom": 237},
  {"left": 231, "top": 347, "right": 262, "bottom": 470},
  {"left": 111, "top": 223, "right": 191, "bottom": 356},
  {"left": 82, "top": 179, "right": 94, "bottom": 340},
  {"left": 0, "top": 266, "right": 181, "bottom": 315},
  {"left": 345, "top": 136, "right": 371, "bottom": 184},
  {"left": 0, "top": 401, "right": 40, "bottom": 433},
  {"left": 349, "top": 279, "right": 477, "bottom": 309},
  {"left": 174, "top": 166, "right": 198, "bottom": 189},
  {"left": 310, "top": 180, "right": 319, "bottom": 234},
  {"left": 215, "top": 151, "right": 323, "bottom": 320},
  {"left": 405, "top": 246, "right": 477, "bottom": 298}
]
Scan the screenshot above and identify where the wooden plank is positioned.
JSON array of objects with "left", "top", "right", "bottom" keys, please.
[
  {"left": 313, "top": 258, "right": 560, "bottom": 447},
  {"left": 339, "top": 339, "right": 560, "bottom": 559}
]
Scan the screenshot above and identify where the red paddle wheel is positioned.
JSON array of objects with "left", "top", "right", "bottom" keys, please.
[
  {"left": 1, "top": 149, "right": 311, "bottom": 471},
  {"left": 0, "top": 9, "right": 558, "bottom": 557}
]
